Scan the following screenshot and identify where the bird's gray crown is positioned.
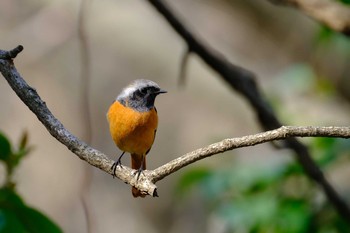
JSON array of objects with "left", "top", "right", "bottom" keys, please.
[{"left": 116, "top": 79, "right": 166, "bottom": 112}]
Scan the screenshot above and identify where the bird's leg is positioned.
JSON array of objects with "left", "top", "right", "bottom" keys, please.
[
  {"left": 133, "top": 155, "right": 145, "bottom": 181},
  {"left": 111, "top": 151, "right": 125, "bottom": 178},
  {"left": 135, "top": 163, "right": 143, "bottom": 181}
]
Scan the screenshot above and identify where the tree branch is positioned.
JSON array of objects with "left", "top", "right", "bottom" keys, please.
[
  {"left": 0, "top": 45, "right": 24, "bottom": 59},
  {"left": 150, "top": 126, "right": 350, "bottom": 182},
  {"left": 1, "top": 46, "right": 350, "bottom": 200},
  {"left": 1, "top": 49, "right": 349, "bottom": 196},
  {"left": 0, "top": 46, "right": 157, "bottom": 196},
  {"left": 268, "top": 0, "right": 350, "bottom": 36},
  {"left": 146, "top": 0, "right": 350, "bottom": 220},
  {"left": 1, "top": 46, "right": 350, "bottom": 201}
]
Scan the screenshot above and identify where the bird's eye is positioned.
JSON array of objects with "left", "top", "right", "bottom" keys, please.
[{"left": 140, "top": 88, "right": 147, "bottom": 95}]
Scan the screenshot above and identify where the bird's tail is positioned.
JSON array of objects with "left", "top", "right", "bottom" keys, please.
[{"left": 131, "top": 153, "right": 146, "bottom": 198}]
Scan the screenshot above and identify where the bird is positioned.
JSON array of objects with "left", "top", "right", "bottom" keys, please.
[{"left": 107, "top": 79, "right": 166, "bottom": 197}]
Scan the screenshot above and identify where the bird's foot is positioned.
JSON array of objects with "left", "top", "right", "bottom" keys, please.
[
  {"left": 132, "top": 167, "right": 143, "bottom": 181},
  {"left": 110, "top": 152, "right": 125, "bottom": 178}
]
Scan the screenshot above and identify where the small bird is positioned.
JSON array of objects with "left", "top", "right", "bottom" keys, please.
[{"left": 107, "top": 79, "right": 166, "bottom": 197}]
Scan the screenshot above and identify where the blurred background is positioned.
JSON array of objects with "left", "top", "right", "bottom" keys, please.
[{"left": 1, "top": 0, "right": 350, "bottom": 232}]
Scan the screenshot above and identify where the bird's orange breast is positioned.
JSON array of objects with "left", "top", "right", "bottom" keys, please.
[{"left": 107, "top": 101, "right": 158, "bottom": 155}]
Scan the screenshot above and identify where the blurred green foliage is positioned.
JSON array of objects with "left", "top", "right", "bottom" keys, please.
[
  {"left": 0, "top": 131, "right": 62, "bottom": 233},
  {"left": 338, "top": 0, "right": 350, "bottom": 5},
  {"left": 176, "top": 137, "right": 350, "bottom": 232},
  {"left": 316, "top": 22, "right": 350, "bottom": 60},
  {"left": 176, "top": 16, "right": 350, "bottom": 232}
]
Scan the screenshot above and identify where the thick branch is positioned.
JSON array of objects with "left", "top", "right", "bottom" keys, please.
[
  {"left": 269, "top": 0, "right": 350, "bottom": 36},
  {"left": 146, "top": 0, "right": 350, "bottom": 220}
]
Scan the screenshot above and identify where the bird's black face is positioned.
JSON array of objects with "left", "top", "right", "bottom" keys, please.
[
  {"left": 116, "top": 79, "right": 166, "bottom": 112},
  {"left": 122, "top": 85, "right": 166, "bottom": 112}
]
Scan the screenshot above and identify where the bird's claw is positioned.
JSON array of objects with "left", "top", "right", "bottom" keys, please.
[
  {"left": 132, "top": 168, "right": 143, "bottom": 181},
  {"left": 111, "top": 160, "right": 123, "bottom": 179},
  {"left": 111, "top": 152, "right": 125, "bottom": 178}
]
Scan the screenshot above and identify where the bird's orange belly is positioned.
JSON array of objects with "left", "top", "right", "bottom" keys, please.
[{"left": 107, "top": 101, "right": 158, "bottom": 155}]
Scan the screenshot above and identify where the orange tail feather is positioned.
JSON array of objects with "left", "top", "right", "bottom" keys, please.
[{"left": 131, "top": 153, "right": 146, "bottom": 198}]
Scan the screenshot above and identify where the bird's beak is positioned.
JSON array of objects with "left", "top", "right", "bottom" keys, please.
[{"left": 157, "top": 89, "right": 167, "bottom": 95}]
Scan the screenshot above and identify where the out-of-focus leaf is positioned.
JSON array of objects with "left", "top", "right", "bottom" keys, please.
[
  {"left": 0, "top": 188, "right": 62, "bottom": 233},
  {"left": 0, "top": 133, "right": 11, "bottom": 161},
  {"left": 15, "top": 207, "right": 62, "bottom": 233},
  {"left": 0, "top": 188, "right": 26, "bottom": 233},
  {"left": 313, "top": 137, "right": 336, "bottom": 151},
  {"left": 338, "top": 0, "right": 350, "bottom": 5},
  {"left": 316, "top": 26, "right": 334, "bottom": 44},
  {"left": 1, "top": 131, "right": 32, "bottom": 180},
  {"left": 313, "top": 138, "right": 338, "bottom": 168},
  {"left": 0, "top": 209, "right": 26, "bottom": 233},
  {"left": 176, "top": 167, "right": 212, "bottom": 196},
  {"left": 226, "top": 162, "right": 286, "bottom": 193},
  {"left": 245, "top": 164, "right": 286, "bottom": 193},
  {"left": 217, "top": 192, "right": 278, "bottom": 231},
  {"left": 0, "top": 132, "right": 60, "bottom": 232},
  {"left": 0, "top": 188, "right": 25, "bottom": 211},
  {"left": 18, "top": 131, "right": 28, "bottom": 151},
  {"left": 16, "top": 131, "right": 32, "bottom": 160},
  {"left": 276, "top": 198, "right": 311, "bottom": 233},
  {"left": 337, "top": 138, "right": 350, "bottom": 151},
  {"left": 201, "top": 170, "right": 231, "bottom": 200},
  {"left": 315, "top": 77, "right": 336, "bottom": 96},
  {"left": 311, "top": 138, "right": 350, "bottom": 168},
  {"left": 284, "top": 162, "right": 304, "bottom": 176}
]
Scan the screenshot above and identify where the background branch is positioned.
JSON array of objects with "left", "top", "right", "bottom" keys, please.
[
  {"left": 146, "top": 0, "right": 350, "bottom": 220},
  {"left": 178, "top": 47, "right": 191, "bottom": 87},
  {"left": 268, "top": 0, "right": 350, "bottom": 36},
  {"left": 77, "top": 0, "right": 94, "bottom": 231}
]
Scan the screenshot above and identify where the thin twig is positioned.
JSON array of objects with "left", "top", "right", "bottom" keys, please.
[
  {"left": 150, "top": 126, "right": 350, "bottom": 182},
  {"left": 145, "top": 0, "right": 350, "bottom": 220},
  {"left": 0, "top": 45, "right": 24, "bottom": 59}
]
